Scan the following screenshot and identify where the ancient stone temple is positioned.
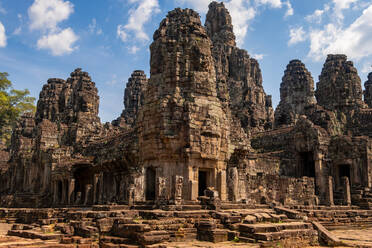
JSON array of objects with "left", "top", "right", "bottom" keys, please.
[{"left": 0, "top": 2, "right": 371, "bottom": 247}]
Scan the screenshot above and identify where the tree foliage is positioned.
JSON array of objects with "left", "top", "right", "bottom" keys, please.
[{"left": 0, "top": 72, "right": 36, "bottom": 146}]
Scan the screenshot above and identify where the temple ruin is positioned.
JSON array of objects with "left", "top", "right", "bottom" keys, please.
[{"left": 0, "top": 2, "right": 371, "bottom": 247}]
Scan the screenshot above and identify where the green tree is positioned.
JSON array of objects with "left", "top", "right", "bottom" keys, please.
[{"left": 0, "top": 72, "right": 36, "bottom": 146}]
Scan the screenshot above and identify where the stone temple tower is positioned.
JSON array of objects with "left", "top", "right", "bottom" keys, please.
[{"left": 137, "top": 8, "right": 229, "bottom": 202}]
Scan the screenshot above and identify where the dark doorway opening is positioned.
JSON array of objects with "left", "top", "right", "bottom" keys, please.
[
  {"left": 145, "top": 168, "right": 156, "bottom": 201},
  {"left": 57, "top": 180, "right": 63, "bottom": 204},
  {"left": 299, "top": 152, "right": 315, "bottom": 177},
  {"left": 337, "top": 164, "right": 351, "bottom": 188},
  {"left": 198, "top": 170, "right": 207, "bottom": 196}
]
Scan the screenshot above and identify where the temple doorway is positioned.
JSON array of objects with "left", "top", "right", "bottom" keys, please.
[
  {"left": 336, "top": 164, "right": 351, "bottom": 189},
  {"left": 145, "top": 168, "right": 156, "bottom": 200},
  {"left": 299, "top": 152, "right": 315, "bottom": 177},
  {"left": 198, "top": 170, "right": 207, "bottom": 196}
]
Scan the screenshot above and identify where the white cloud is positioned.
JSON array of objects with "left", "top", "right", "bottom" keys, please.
[
  {"left": 89, "top": 18, "right": 103, "bottom": 35},
  {"left": 0, "top": 22, "right": 6, "bottom": 47},
  {"left": 252, "top": 53, "right": 264, "bottom": 60},
  {"left": 284, "top": 1, "right": 294, "bottom": 17},
  {"left": 225, "top": 0, "right": 256, "bottom": 46},
  {"left": 37, "top": 28, "right": 78, "bottom": 56},
  {"left": 28, "top": 0, "right": 74, "bottom": 32},
  {"left": 308, "top": 4, "right": 372, "bottom": 61},
  {"left": 288, "top": 26, "right": 306, "bottom": 45},
  {"left": 255, "top": 0, "right": 282, "bottom": 8},
  {"left": 117, "top": 0, "right": 160, "bottom": 44},
  {"left": 128, "top": 45, "right": 140, "bottom": 54},
  {"left": 28, "top": 0, "right": 78, "bottom": 56},
  {"left": 305, "top": 6, "right": 329, "bottom": 24},
  {"left": 117, "top": 25, "right": 128, "bottom": 42}
]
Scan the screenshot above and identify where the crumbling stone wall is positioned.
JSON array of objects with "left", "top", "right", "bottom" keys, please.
[{"left": 364, "top": 72, "right": 372, "bottom": 108}]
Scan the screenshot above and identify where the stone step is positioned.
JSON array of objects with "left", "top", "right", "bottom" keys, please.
[
  {"left": 248, "top": 229, "right": 317, "bottom": 241},
  {"left": 239, "top": 222, "right": 311, "bottom": 234}
]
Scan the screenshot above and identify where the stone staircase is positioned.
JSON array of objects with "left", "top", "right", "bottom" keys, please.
[
  {"left": 292, "top": 205, "right": 372, "bottom": 229},
  {"left": 2, "top": 204, "right": 322, "bottom": 247}
]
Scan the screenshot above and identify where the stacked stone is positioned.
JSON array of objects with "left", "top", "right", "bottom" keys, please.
[
  {"left": 35, "top": 78, "right": 65, "bottom": 124},
  {"left": 138, "top": 7, "right": 229, "bottom": 201},
  {"left": 206, "top": 2, "right": 274, "bottom": 134},
  {"left": 316, "top": 54, "right": 365, "bottom": 111},
  {"left": 274, "top": 60, "right": 316, "bottom": 127},
  {"left": 112, "top": 70, "right": 148, "bottom": 128},
  {"left": 364, "top": 72, "right": 372, "bottom": 108}
]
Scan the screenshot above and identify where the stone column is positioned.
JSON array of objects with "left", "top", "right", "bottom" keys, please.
[
  {"left": 52, "top": 180, "right": 58, "bottom": 205},
  {"left": 217, "top": 170, "right": 227, "bottom": 201},
  {"left": 61, "top": 180, "right": 66, "bottom": 204},
  {"left": 128, "top": 184, "right": 135, "bottom": 207},
  {"left": 326, "top": 176, "right": 334, "bottom": 206},
  {"left": 342, "top": 177, "right": 351, "bottom": 206},
  {"left": 68, "top": 179, "right": 75, "bottom": 205},
  {"left": 228, "top": 167, "right": 239, "bottom": 202},
  {"left": 75, "top": 192, "right": 82, "bottom": 205},
  {"left": 189, "top": 180, "right": 198, "bottom": 201},
  {"left": 84, "top": 184, "right": 93, "bottom": 205},
  {"left": 314, "top": 153, "right": 327, "bottom": 204},
  {"left": 156, "top": 177, "right": 167, "bottom": 205},
  {"left": 93, "top": 174, "right": 99, "bottom": 204},
  {"left": 98, "top": 173, "right": 103, "bottom": 204},
  {"left": 174, "top": 175, "right": 183, "bottom": 205}
]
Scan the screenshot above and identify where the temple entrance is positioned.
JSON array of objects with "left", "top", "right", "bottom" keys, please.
[
  {"left": 198, "top": 170, "right": 207, "bottom": 196},
  {"left": 57, "top": 180, "right": 63, "bottom": 204},
  {"left": 299, "top": 152, "right": 315, "bottom": 177},
  {"left": 145, "top": 168, "right": 156, "bottom": 201},
  {"left": 336, "top": 164, "right": 351, "bottom": 189}
]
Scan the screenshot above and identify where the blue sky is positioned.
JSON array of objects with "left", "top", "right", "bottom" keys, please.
[{"left": 0, "top": 0, "right": 371, "bottom": 122}]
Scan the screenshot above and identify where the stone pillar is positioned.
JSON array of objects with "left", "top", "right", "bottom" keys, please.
[
  {"left": 68, "top": 179, "right": 75, "bottom": 205},
  {"left": 75, "top": 192, "right": 82, "bottom": 205},
  {"left": 52, "top": 180, "right": 58, "bottom": 205},
  {"left": 84, "top": 184, "right": 93, "bottom": 205},
  {"left": 61, "top": 180, "right": 66, "bottom": 204},
  {"left": 174, "top": 175, "right": 183, "bottom": 205},
  {"left": 128, "top": 184, "right": 135, "bottom": 206},
  {"left": 314, "top": 153, "right": 327, "bottom": 204},
  {"left": 156, "top": 177, "right": 167, "bottom": 205},
  {"left": 98, "top": 173, "right": 103, "bottom": 204},
  {"left": 228, "top": 167, "right": 239, "bottom": 202},
  {"left": 326, "top": 176, "right": 334, "bottom": 206},
  {"left": 217, "top": 170, "right": 227, "bottom": 201},
  {"left": 93, "top": 174, "right": 99, "bottom": 204},
  {"left": 189, "top": 180, "right": 198, "bottom": 201},
  {"left": 342, "top": 177, "right": 351, "bottom": 206}
]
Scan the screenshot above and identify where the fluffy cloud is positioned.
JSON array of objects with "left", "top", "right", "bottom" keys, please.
[
  {"left": 284, "top": 1, "right": 294, "bottom": 17},
  {"left": 37, "top": 28, "right": 78, "bottom": 56},
  {"left": 0, "top": 22, "right": 6, "bottom": 47},
  {"left": 288, "top": 26, "right": 306, "bottom": 45},
  {"left": 28, "top": 0, "right": 78, "bottom": 56},
  {"left": 305, "top": 5, "right": 330, "bottom": 24},
  {"left": 117, "top": 0, "right": 160, "bottom": 44},
  {"left": 255, "top": 0, "right": 282, "bottom": 8},
  {"left": 225, "top": 0, "right": 256, "bottom": 46},
  {"left": 307, "top": 3, "right": 372, "bottom": 61},
  {"left": 28, "top": 0, "right": 74, "bottom": 32}
]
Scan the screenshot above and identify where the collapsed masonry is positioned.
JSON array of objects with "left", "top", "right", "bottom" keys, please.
[{"left": 0, "top": 0, "right": 371, "bottom": 225}]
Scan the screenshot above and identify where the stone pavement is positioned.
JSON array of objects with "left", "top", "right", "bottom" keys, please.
[{"left": 331, "top": 227, "right": 372, "bottom": 247}]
